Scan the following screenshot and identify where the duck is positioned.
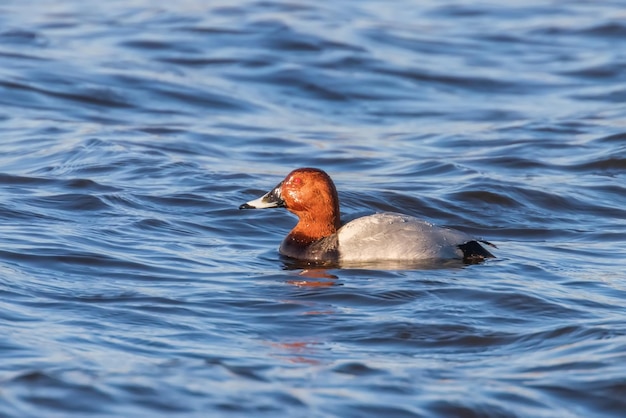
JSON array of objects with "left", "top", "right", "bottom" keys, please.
[{"left": 240, "top": 167, "right": 495, "bottom": 265}]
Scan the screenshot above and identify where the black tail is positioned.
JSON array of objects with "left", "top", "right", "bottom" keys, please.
[{"left": 458, "top": 240, "right": 496, "bottom": 264}]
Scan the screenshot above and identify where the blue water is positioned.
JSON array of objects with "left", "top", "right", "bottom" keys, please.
[{"left": 1, "top": 0, "right": 625, "bottom": 417}]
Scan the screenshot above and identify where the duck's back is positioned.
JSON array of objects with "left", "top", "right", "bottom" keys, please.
[{"left": 336, "top": 212, "right": 473, "bottom": 262}]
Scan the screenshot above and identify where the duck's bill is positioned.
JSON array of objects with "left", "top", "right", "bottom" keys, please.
[{"left": 239, "top": 182, "right": 285, "bottom": 209}]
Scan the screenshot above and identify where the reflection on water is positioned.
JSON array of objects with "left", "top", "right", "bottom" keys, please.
[
  {"left": 286, "top": 268, "right": 339, "bottom": 287},
  {"left": 283, "top": 257, "right": 473, "bottom": 272},
  {"left": 1, "top": 0, "right": 625, "bottom": 417}
]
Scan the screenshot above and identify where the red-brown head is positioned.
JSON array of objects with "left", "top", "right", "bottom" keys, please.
[{"left": 240, "top": 167, "right": 341, "bottom": 240}]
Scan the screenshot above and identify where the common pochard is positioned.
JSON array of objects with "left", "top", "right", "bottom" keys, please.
[{"left": 240, "top": 168, "right": 495, "bottom": 264}]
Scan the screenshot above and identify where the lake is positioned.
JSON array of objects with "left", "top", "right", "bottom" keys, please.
[{"left": 1, "top": 0, "right": 625, "bottom": 417}]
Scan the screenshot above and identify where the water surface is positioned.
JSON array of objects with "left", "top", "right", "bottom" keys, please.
[{"left": 1, "top": 0, "right": 625, "bottom": 417}]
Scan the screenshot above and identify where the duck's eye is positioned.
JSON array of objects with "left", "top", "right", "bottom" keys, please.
[{"left": 292, "top": 177, "right": 302, "bottom": 185}]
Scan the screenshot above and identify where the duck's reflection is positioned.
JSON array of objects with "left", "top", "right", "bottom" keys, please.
[
  {"left": 286, "top": 268, "right": 339, "bottom": 287},
  {"left": 268, "top": 256, "right": 477, "bottom": 365},
  {"left": 268, "top": 341, "right": 325, "bottom": 365},
  {"left": 281, "top": 256, "right": 471, "bottom": 273}
]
